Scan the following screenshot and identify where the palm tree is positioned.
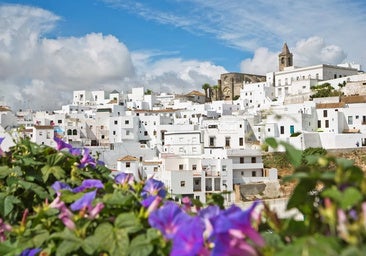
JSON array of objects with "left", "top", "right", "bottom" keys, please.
[
  {"left": 212, "top": 85, "right": 219, "bottom": 101},
  {"left": 202, "top": 83, "right": 211, "bottom": 101}
]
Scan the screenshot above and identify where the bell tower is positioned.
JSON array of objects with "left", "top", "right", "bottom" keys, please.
[{"left": 278, "top": 43, "right": 293, "bottom": 71}]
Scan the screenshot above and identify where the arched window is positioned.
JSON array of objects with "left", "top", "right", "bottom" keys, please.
[
  {"left": 73, "top": 129, "right": 77, "bottom": 135},
  {"left": 67, "top": 129, "right": 72, "bottom": 135}
]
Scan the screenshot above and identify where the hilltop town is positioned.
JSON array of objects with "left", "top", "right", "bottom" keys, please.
[{"left": 1, "top": 43, "right": 366, "bottom": 205}]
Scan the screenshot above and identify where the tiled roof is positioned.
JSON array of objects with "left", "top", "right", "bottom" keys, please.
[
  {"left": 34, "top": 125, "right": 54, "bottom": 130},
  {"left": 186, "top": 90, "right": 205, "bottom": 97},
  {"left": 316, "top": 102, "right": 345, "bottom": 109},
  {"left": 341, "top": 95, "right": 366, "bottom": 104},
  {"left": 117, "top": 155, "right": 138, "bottom": 161}
]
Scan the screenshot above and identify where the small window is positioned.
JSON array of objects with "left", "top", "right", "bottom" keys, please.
[
  {"left": 348, "top": 116, "right": 353, "bottom": 125},
  {"left": 125, "top": 120, "right": 129, "bottom": 124},
  {"left": 126, "top": 162, "right": 130, "bottom": 168},
  {"left": 114, "top": 120, "right": 118, "bottom": 125},
  {"left": 318, "top": 120, "right": 321, "bottom": 128},
  {"left": 251, "top": 157, "right": 256, "bottom": 163},
  {"left": 252, "top": 171, "right": 257, "bottom": 177},
  {"left": 179, "top": 164, "right": 184, "bottom": 170},
  {"left": 192, "top": 164, "right": 197, "bottom": 170},
  {"left": 323, "top": 110, "right": 327, "bottom": 118},
  {"left": 144, "top": 131, "right": 148, "bottom": 136},
  {"left": 180, "top": 181, "right": 185, "bottom": 187},
  {"left": 240, "top": 157, "right": 244, "bottom": 163},
  {"left": 239, "top": 137, "right": 244, "bottom": 146},
  {"left": 325, "top": 120, "right": 329, "bottom": 128},
  {"left": 280, "top": 126, "right": 284, "bottom": 134}
]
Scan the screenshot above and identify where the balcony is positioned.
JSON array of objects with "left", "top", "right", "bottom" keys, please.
[{"left": 232, "top": 163, "right": 264, "bottom": 170}]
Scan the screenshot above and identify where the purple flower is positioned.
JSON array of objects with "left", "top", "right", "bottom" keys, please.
[
  {"left": 88, "top": 202, "right": 105, "bottom": 219},
  {"left": 141, "top": 178, "right": 166, "bottom": 207},
  {"left": 79, "top": 148, "right": 96, "bottom": 168},
  {"left": 148, "top": 201, "right": 190, "bottom": 239},
  {"left": 114, "top": 172, "right": 134, "bottom": 185},
  {"left": 49, "top": 194, "right": 75, "bottom": 230},
  {"left": 19, "top": 248, "right": 41, "bottom": 256},
  {"left": 54, "top": 137, "right": 72, "bottom": 151},
  {"left": 209, "top": 201, "right": 264, "bottom": 254},
  {"left": 72, "top": 179, "right": 104, "bottom": 193},
  {"left": 0, "top": 218, "right": 12, "bottom": 242},
  {"left": 142, "top": 178, "right": 166, "bottom": 198},
  {"left": 69, "top": 148, "right": 81, "bottom": 156},
  {"left": 70, "top": 190, "right": 97, "bottom": 211},
  {"left": 171, "top": 216, "right": 206, "bottom": 256},
  {"left": 0, "top": 137, "right": 4, "bottom": 156},
  {"left": 51, "top": 181, "right": 71, "bottom": 193}
]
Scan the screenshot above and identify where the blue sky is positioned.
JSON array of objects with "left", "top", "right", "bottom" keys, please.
[{"left": 1, "top": 0, "right": 366, "bottom": 110}]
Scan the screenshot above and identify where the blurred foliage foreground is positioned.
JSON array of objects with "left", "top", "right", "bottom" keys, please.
[{"left": 0, "top": 136, "right": 366, "bottom": 256}]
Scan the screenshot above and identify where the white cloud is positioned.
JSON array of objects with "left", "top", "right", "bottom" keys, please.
[
  {"left": 0, "top": 4, "right": 226, "bottom": 110},
  {"left": 293, "top": 37, "right": 346, "bottom": 67},
  {"left": 240, "top": 47, "right": 278, "bottom": 74},
  {"left": 240, "top": 37, "right": 348, "bottom": 75}
]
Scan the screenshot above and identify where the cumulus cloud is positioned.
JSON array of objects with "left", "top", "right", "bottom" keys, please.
[
  {"left": 0, "top": 4, "right": 226, "bottom": 110},
  {"left": 131, "top": 52, "right": 227, "bottom": 93},
  {"left": 293, "top": 37, "right": 347, "bottom": 67},
  {"left": 240, "top": 47, "right": 278, "bottom": 75},
  {"left": 240, "top": 37, "right": 348, "bottom": 74}
]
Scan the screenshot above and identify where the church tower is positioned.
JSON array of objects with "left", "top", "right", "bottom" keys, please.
[{"left": 278, "top": 43, "right": 293, "bottom": 71}]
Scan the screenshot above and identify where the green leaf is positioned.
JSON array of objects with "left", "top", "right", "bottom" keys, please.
[
  {"left": 339, "top": 187, "right": 363, "bottom": 209},
  {"left": 322, "top": 187, "right": 342, "bottom": 201},
  {"left": 280, "top": 142, "right": 302, "bottom": 167},
  {"left": 0, "top": 166, "right": 12, "bottom": 179},
  {"left": 4, "top": 195, "right": 21, "bottom": 217},
  {"left": 18, "top": 180, "right": 48, "bottom": 199},
  {"left": 265, "top": 137, "right": 278, "bottom": 149},
  {"left": 82, "top": 235, "right": 100, "bottom": 255},
  {"left": 115, "top": 212, "right": 143, "bottom": 234},
  {"left": 128, "top": 234, "right": 154, "bottom": 256},
  {"left": 41, "top": 165, "right": 66, "bottom": 182},
  {"left": 276, "top": 235, "right": 340, "bottom": 256},
  {"left": 52, "top": 229, "right": 82, "bottom": 256},
  {"left": 287, "top": 179, "right": 316, "bottom": 211},
  {"left": 95, "top": 222, "right": 129, "bottom": 256}
]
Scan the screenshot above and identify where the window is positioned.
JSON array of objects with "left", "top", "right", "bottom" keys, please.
[
  {"left": 125, "top": 120, "right": 129, "bottom": 124},
  {"left": 323, "top": 110, "right": 328, "bottom": 117},
  {"left": 179, "top": 164, "right": 184, "bottom": 170},
  {"left": 73, "top": 129, "right": 77, "bottom": 135},
  {"left": 239, "top": 137, "right": 243, "bottom": 146},
  {"left": 153, "top": 167, "right": 158, "bottom": 172},
  {"left": 114, "top": 120, "right": 118, "bottom": 125},
  {"left": 113, "top": 131, "right": 116, "bottom": 135},
  {"left": 348, "top": 116, "right": 353, "bottom": 125},
  {"left": 144, "top": 131, "right": 148, "bottom": 136},
  {"left": 225, "top": 137, "right": 230, "bottom": 147},
  {"left": 58, "top": 120, "right": 62, "bottom": 124},
  {"left": 280, "top": 126, "right": 284, "bottom": 134},
  {"left": 222, "top": 165, "right": 227, "bottom": 172},
  {"left": 258, "top": 127, "right": 261, "bottom": 132},
  {"left": 180, "top": 181, "right": 185, "bottom": 187},
  {"left": 251, "top": 157, "right": 256, "bottom": 163},
  {"left": 252, "top": 171, "right": 257, "bottom": 177},
  {"left": 325, "top": 120, "right": 329, "bottom": 128},
  {"left": 318, "top": 120, "right": 321, "bottom": 128},
  {"left": 126, "top": 162, "right": 130, "bottom": 168},
  {"left": 126, "top": 131, "right": 130, "bottom": 135},
  {"left": 67, "top": 129, "right": 72, "bottom": 135},
  {"left": 192, "top": 165, "right": 197, "bottom": 170},
  {"left": 209, "top": 137, "right": 215, "bottom": 147},
  {"left": 240, "top": 157, "right": 244, "bottom": 163}
]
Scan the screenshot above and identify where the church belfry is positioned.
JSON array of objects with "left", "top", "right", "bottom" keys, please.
[{"left": 278, "top": 43, "right": 293, "bottom": 71}]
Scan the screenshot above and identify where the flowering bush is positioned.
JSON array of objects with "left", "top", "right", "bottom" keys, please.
[
  {"left": 0, "top": 137, "right": 264, "bottom": 255},
  {"left": 1, "top": 136, "right": 366, "bottom": 255}
]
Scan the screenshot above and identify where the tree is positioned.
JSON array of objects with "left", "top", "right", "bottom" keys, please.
[
  {"left": 202, "top": 83, "right": 211, "bottom": 101},
  {"left": 212, "top": 85, "right": 219, "bottom": 100},
  {"left": 145, "top": 89, "right": 153, "bottom": 95}
]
